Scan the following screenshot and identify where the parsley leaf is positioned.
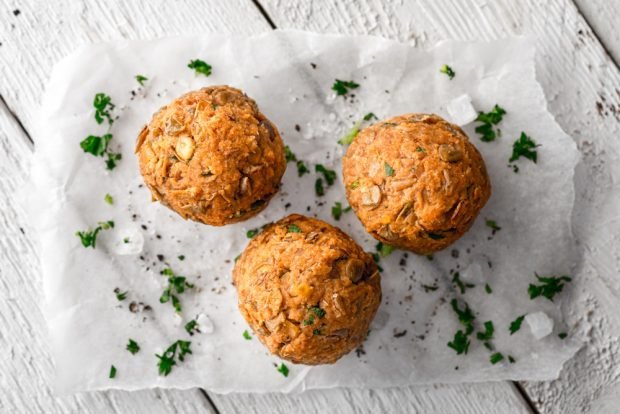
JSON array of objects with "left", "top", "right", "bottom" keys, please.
[
  {"left": 528, "top": 274, "right": 572, "bottom": 301},
  {"left": 309, "top": 306, "right": 326, "bottom": 318},
  {"left": 135, "top": 74, "right": 148, "bottom": 86},
  {"left": 476, "top": 321, "right": 494, "bottom": 341},
  {"left": 246, "top": 229, "right": 259, "bottom": 238},
  {"left": 490, "top": 352, "right": 504, "bottom": 364},
  {"left": 474, "top": 105, "right": 506, "bottom": 142},
  {"left": 447, "top": 330, "right": 470, "bottom": 355},
  {"left": 115, "top": 289, "right": 128, "bottom": 301},
  {"left": 375, "top": 242, "right": 395, "bottom": 257},
  {"left": 485, "top": 219, "right": 501, "bottom": 232},
  {"left": 509, "top": 315, "right": 525, "bottom": 335},
  {"left": 284, "top": 146, "right": 309, "bottom": 177},
  {"left": 350, "top": 180, "right": 360, "bottom": 189},
  {"left": 160, "top": 268, "right": 194, "bottom": 313},
  {"left": 440, "top": 64, "right": 455, "bottom": 79},
  {"left": 188, "top": 59, "right": 212, "bottom": 76},
  {"left": 510, "top": 132, "right": 538, "bottom": 163},
  {"left": 105, "top": 152, "right": 122, "bottom": 170},
  {"left": 243, "top": 330, "right": 252, "bottom": 340},
  {"left": 287, "top": 224, "right": 302, "bottom": 233},
  {"left": 80, "top": 133, "right": 121, "bottom": 170},
  {"left": 332, "top": 79, "right": 359, "bottom": 96},
  {"left": 315, "top": 164, "right": 336, "bottom": 185},
  {"left": 126, "top": 339, "right": 140, "bottom": 355},
  {"left": 452, "top": 272, "right": 474, "bottom": 294},
  {"left": 276, "top": 363, "right": 289, "bottom": 377},
  {"left": 384, "top": 162, "right": 394, "bottom": 177},
  {"left": 156, "top": 340, "right": 192, "bottom": 376},
  {"left": 485, "top": 284, "right": 492, "bottom": 294},
  {"left": 363, "top": 112, "right": 377, "bottom": 121},
  {"left": 315, "top": 178, "right": 325, "bottom": 196},
  {"left": 185, "top": 320, "right": 198, "bottom": 335},
  {"left": 331, "top": 201, "right": 351, "bottom": 221},
  {"left": 75, "top": 220, "right": 114, "bottom": 248},
  {"left": 104, "top": 193, "right": 114, "bottom": 205},
  {"left": 284, "top": 146, "right": 297, "bottom": 162},
  {"left": 451, "top": 299, "right": 475, "bottom": 335},
  {"left": 93, "top": 93, "right": 114, "bottom": 125},
  {"left": 109, "top": 365, "right": 117, "bottom": 379}
]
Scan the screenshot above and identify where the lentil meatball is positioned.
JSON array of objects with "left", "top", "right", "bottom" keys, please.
[
  {"left": 342, "top": 113, "right": 491, "bottom": 254},
  {"left": 233, "top": 214, "right": 381, "bottom": 365},
  {"left": 136, "top": 86, "right": 286, "bottom": 226}
]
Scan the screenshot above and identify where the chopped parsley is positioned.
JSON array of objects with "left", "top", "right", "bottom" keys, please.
[
  {"left": 485, "top": 219, "right": 501, "bottom": 232},
  {"left": 364, "top": 112, "right": 377, "bottom": 121},
  {"left": 284, "top": 146, "right": 309, "bottom": 177},
  {"left": 416, "top": 146, "right": 425, "bottom": 152},
  {"left": 331, "top": 202, "right": 351, "bottom": 221},
  {"left": 246, "top": 229, "right": 259, "bottom": 238},
  {"left": 115, "top": 289, "right": 128, "bottom": 301},
  {"left": 80, "top": 133, "right": 122, "bottom": 170},
  {"left": 315, "top": 164, "right": 336, "bottom": 185},
  {"left": 490, "top": 352, "right": 504, "bottom": 364},
  {"left": 243, "top": 330, "right": 252, "bottom": 340},
  {"left": 109, "top": 365, "right": 117, "bottom": 379},
  {"left": 451, "top": 299, "right": 475, "bottom": 334},
  {"left": 178, "top": 255, "right": 185, "bottom": 261},
  {"left": 123, "top": 238, "right": 130, "bottom": 244},
  {"left": 287, "top": 224, "right": 302, "bottom": 233},
  {"left": 309, "top": 306, "right": 326, "bottom": 319},
  {"left": 350, "top": 180, "right": 360, "bottom": 189},
  {"left": 510, "top": 132, "right": 538, "bottom": 164},
  {"left": 135, "top": 74, "right": 148, "bottom": 86},
  {"left": 558, "top": 332, "right": 568, "bottom": 339},
  {"left": 313, "top": 329, "right": 321, "bottom": 335},
  {"left": 447, "top": 330, "right": 470, "bottom": 355},
  {"left": 187, "top": 59, "right": 212, "bottom": 76},
  {"left": 440, "top": 64, "right": 455, "bottom": 79},
  {"left": 509, "top": 315, "right": 525, "bottom": 335},
  {"left": 476, "top": 321, "right": 494, "bottom": 341},
  {"left": 75, "top": 220, "right": 114, "bottom": 248},
  {"left": 315, "top": 178, "right": 325, "bottom": 196},
  {"left": 276, "top": 363, "right": 289, "bottom": 377},
  {"left": 485, "top": 284, "right": 492, "bottom": 294},
  {"left": 93, "top": 93, "right": 114, "bottom": 125},
  {"left": 332, "top": 79, "right": 359, "bottom": 96},
  {"left": 528, "top": 274, "right": 572, "bottom": 301},
  {"left": 384, "top": 162, "right": 394, "bottom": 177},
  {"left": 452, "top": 272, "right": 474, "bottom": 294},
  {"left": 126, "top": 339, "right": 140, "bottom": 355},
  {"left": 375, "top": 242, "right": 395, "bottom": 257},
  {"left": 160, "top": 268, "right": 194, "bottom": 313},
  {"left": 475, "top": 105, "right": 506, "bottom": 142},
  {"left": 421, "top": 284, "right": 439, "bottom": 292},
  {"left": 303, "top": 315, "right": 315, "bottom": 326},
  {"left": 156, "top": 340, "right": 192, "bottom": 376},
  {"left": 104, "top": 193, "right": 114, "bottom": 205}
]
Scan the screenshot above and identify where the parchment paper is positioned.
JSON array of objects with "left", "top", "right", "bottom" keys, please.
[{"left": 29, "top": 30, "right": 581, "bottom": 394}]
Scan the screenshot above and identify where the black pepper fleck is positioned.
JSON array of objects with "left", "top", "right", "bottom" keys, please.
[
  {"left": 157, "top": 254, "right": 164, "bottom": 261},
  {"left": 13, "top": 9, "right": 20, "bottom": 16}
]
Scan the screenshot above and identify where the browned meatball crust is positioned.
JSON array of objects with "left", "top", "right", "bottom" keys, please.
[
  {"left": 136, "top": 86, "right": 286, "bottom": 226},
  {"left": 233, "top": 214, "right": 381, "bottom": 365},
  {"left": 343, "top": 114, "right": 491, "bottom": 254}
]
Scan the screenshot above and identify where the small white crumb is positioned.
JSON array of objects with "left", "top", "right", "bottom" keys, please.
[
  {"left": 173, "top": 313, "right": 183, "bottom": 327},
  {"left": 196, "top": 313, "right": 214, "bottom": 334},
  {"left": 111, "top": 226, "right": 144, "bottom": 255},
  {"left": 525, "top": 311, "right": 554, "bottom": 340},
  {"left": 446, "top": 94, "right": 478, "bottom": 126}
]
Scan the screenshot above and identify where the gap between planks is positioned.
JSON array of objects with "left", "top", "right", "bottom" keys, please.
[{"left": 571, "top": 0, "right": 620, "bottom": 70}]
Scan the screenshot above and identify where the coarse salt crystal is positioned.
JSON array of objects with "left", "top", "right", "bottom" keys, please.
[
  {"left": 446, "top": 94, "right": 478, "bottom": 126},
  {"left": 525, "top": 311, "right": 554, "bottom": 340}
]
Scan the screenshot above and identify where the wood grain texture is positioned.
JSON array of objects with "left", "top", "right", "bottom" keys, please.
[
  {"left": 0, "top": 101, "right": 215, "bottom": 414},
  {"left": 574, "top": 0, "right": 620, "bottom": 65},
  {"left": 260, "top": 0, "right": 620, "bottom": 413}
]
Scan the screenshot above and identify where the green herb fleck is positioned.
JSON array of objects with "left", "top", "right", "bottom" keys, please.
[
  {"left": 421, "top": 284, "right": 439, "bottom": 293},
  {"left": 528, "top": 274, "right": 572, "bottom": 301},
  {"left": 75, "top": 220, "right": 114, "bottom": 248},
  {"left": 331, "top": 201, "right": 351, "bottom": 221},
  {"left": 316, "top": 164, "right": 336, "bottom": 185},
  {"left": 490, "top": 352, "right": 504, "bottom": 364},
  {"left": 485, "top": 219, "right": 501, "bottom": 233},
  {"left": 81, "top": 134, "right": 112, "bottom": 157},
  {"left": 350, "top": 180, "right": 360, "bottom": 189},
  {"left": 187, "top": 59, "right": 212, "bottom": 76},
  {"left": 476, "top": 321, "right": 494, "bottom": 341},
  {"left": 332, "top": 79, "right": 359, "bottom": 96},
  {"left": 509, "top": 315, "right": 525, "bottom": 335},
  {"left": 276, "top": 363, "right": 289, "bottom": 377},
  {"left": 510, "top": 132, "right": 538, "bottom": 164},
  {"left": 440, "top": 64, "right": 455, "bottom": 79},
  {"left": 485, "top": 284, "right": 492, "bottom": 294},
  {"left": 339, "top": 120, "right": 362, "bottom": 145},
  {"left": 427, "top": 232, "right": 444, "bottom": 240},
  {"left": 558, "top": 332, "right": 567, "bottom": 339},
  {"left": 287, "top": 224, "right": 302, "bottom": 233},
  {"left": 246, "top": 229, "right": 259, "bottom": 238},
  {"left": 475, "top": 105, "right": 506, "bottom": 142},
  {"left": 104, "top": 193, "right": 114, "bottom": 205},
  {"left": 156, "top": 340, "right": 192, "bottom": 376},
  {"left": 303, "top": 315, "right": 315, "bottom": 326},
  {"left": 93, "top": 93, "right": 114, "bottom": 125},
  {"left": 452, "top": 272, "right": 474, "bottom": 294},
  {"left": 309, "top": 306, "right": 326, "bottom": 319},
  {"left": 178, "top": 255, "right": 185, "bottom": 261},
  {"left": 375, "top": 242, "right": 395, "bottom": 257},
  {"left": 363, "top": 112, "right": 377, "bottom": 121},
  {"left": 313, "top": 329, "right": 321, "bottom": 335},
  {"left": 243, "top": 330, "right": 252, "bottom": 340},
  {"left": 109, "top": 365, "right": 117, "bottom": 379},
  {"left": 135, "top": 74, "right": 148, "bottom": 86},
  {"left": 426, "top": 254, "right": 434, "bottom": 261},
  {"left": 115, "top": 289, "right": 128, "bottom": 301},
  {"left": 451, "top": 299, "right": 475, "bottom": 335},
  {"left": 447, "top": 330, "right": 470, "bottom": 355},
  {"left": 183, "top": 320, "right": 198, "bottom": 335},
  {"left": 126, "top": 339, "right": 140, "bottom": 355},
  {"left": 508, "top": 355, "right": 516, "bottom": 363},
  {"left": 159, "top": 268, "right": 194, "bottom": 313},
  {"left": 315, "top": 178, "right": 325, "bottom": 196},
  {"left": 384, "top": 162, "right": 394, "bottom": 177},
  {"left": 416, "top": 146, "right": 425, "bottom": 152}
]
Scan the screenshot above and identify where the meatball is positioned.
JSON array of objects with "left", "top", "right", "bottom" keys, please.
[
  {"left": 136, "top": 86, "right": 286, "bottom": 226},
  {"left": 233, "top": 214, "right": 381, "bottom": 365},
  {"left": 342, "top": 113, "right": 491, "bottom": 254}
]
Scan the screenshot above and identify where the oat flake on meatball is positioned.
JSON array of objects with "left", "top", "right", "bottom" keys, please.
[
  {"left": 233, "top": 214, "right": 381, "bottom": 365},
  {"left": 343, "top": 113, "right": 491, "bottom": 254},
  {"left": 136, "top": 86, "right": 286, "bottom": 226}
]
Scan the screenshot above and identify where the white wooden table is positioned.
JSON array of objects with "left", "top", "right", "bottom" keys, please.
[{"left": 1, "top": 1, "right": 619, "bottom": 412}]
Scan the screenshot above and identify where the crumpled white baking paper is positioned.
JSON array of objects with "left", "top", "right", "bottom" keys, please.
[{"left": 29, "top": 30, "right": 581, "bottom": 394}]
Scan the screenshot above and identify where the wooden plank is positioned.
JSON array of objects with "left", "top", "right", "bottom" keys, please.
[
  {"left": 0, "top": 100, "right": 215, "bottom": 414},
  {"left": 259, "top": 0, "right": 620, "bottom": 413},
  {"left": 574, "top": 0, "right": 620, "bottom": 65}
]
